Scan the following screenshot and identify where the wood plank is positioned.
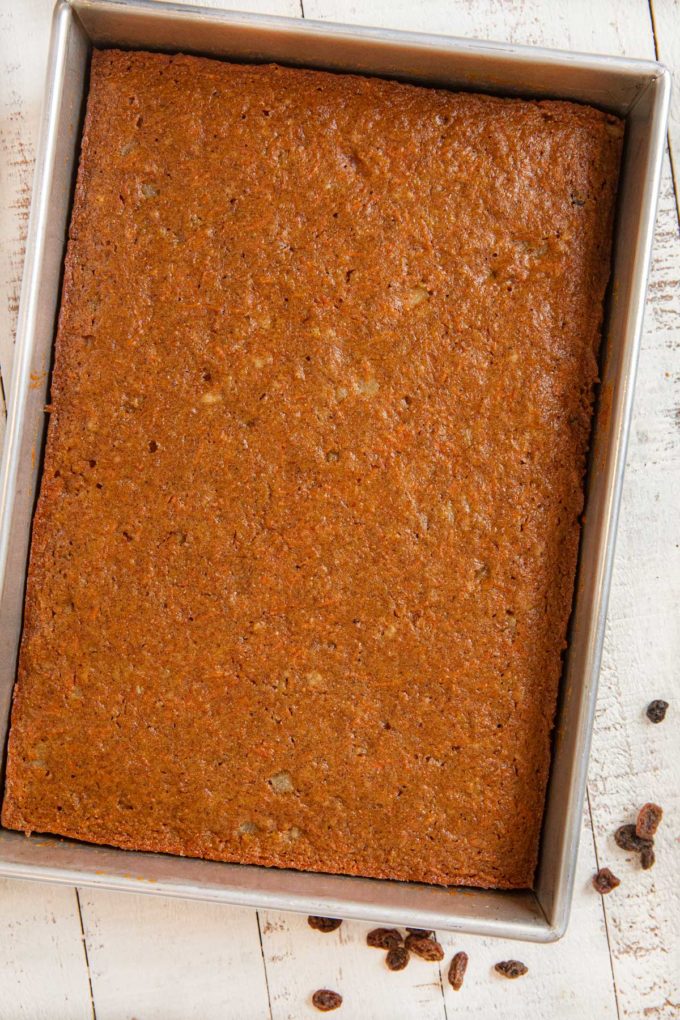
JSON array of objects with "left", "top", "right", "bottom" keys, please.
[
  {"left": 589, "top": 152, "right": 680, "bottom": 1019},
  {"left": 78, "top": 888, "right": 272, "bottom": 1020},
  {"left": 259, "top": 911, "right": 447, "bottom": 1020},
  {"left": 186, "top": 0, "right": 301, "bottom": 13},
  {"left": 0, "top": 878, "right": 93, "bottom": 1020},
  {"left": 651, "top": 0, "right": 680, "bottom": 209},
  {"left": 303, "top": 0, "right": 655, "bottom": 58},
  {"left": 0, "top": 0, "right": 52, "bottom": 394}
]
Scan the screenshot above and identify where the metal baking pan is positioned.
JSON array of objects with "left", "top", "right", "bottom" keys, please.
[{"left": 0, "top": 0, "right": 670, "bottom": 941}]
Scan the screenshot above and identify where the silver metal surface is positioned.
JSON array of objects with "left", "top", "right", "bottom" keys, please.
[{"left": 0, "top": 0, "right": 671, "bottom": 941}]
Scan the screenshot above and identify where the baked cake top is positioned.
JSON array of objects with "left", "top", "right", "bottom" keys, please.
[{"left": 1, "top": 50, "right": 622, "bottom": 888}]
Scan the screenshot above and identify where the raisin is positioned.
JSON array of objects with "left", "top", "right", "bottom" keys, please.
[
  {"left": 448, "top": 951, "right": 468, "bottom": 991},
  {"left": 495, "top": 960, "right": 528, "bottom": 979},
  {"left": 404, "top": 934, "right": 444, "bottom": 961},
  {"left": 312, "top": 989, "right": 342, "bottom": 1012},
  {"left": 641, "top": 845, "right": 656, "bottom": 870},
  {"left": 366, "top": 928, "right": 403, "bottom": 949},
  {"left": 646, "top": 699, "right": 668, "bottom": 723},
  {"left": 308, "top": 916, "right": 342, "bottom": 933},
  {"left": 614, "top": 823, "right": 652, "bottom": 853},
  {"left": 386, "top": 946, "right": 410, "bottom": 971},
  {"left": 636, "top": 803, "right": 663, "bottom": 840},
  {"left": 406, "top": 928, "right": 434, "bottom": 938},
  {"left": 592, "top": 867, "right": 620, "bottom": 894}
]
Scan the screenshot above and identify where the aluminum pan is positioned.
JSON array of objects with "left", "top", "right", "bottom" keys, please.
[{"left": 0, "top": 0, "right": 671, "bottom": 941}]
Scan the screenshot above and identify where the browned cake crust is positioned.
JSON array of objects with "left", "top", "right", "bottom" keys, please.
[{"left": 1, "top": 50, "right": 622, "bottom": 888}]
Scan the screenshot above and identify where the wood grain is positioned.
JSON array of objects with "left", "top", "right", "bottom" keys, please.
[
  {"left": 0, "top": 0, "right": 50, "bottom": 400},
  {"left": 259, "top": 915, "right": 449, "bottom": 1020},
  {"left": 651, "top": 0, "right": 680, "bottom": 208},
  {"left": 0, "top": 878, "right": 93, "bottom": 1020},
  {"left": 589, "top": 153, "right": 680, "bottom": 1019},
  {"left": 303, "top": 0, "right": 655, "bottom": 57},
  {"left": 78, "top": 888, "right": 272, "bottom": 1020}
]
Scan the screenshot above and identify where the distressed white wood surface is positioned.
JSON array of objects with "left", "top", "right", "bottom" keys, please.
[
  {"left": 0, "top": 0, "right": 52, "bottom": 450},
  {"left": 78, "top": 890, "right": 272, "bottom": 1020},
  {"left": 651, "top": 0, "right": 680, "bottom": 205},
  {"left": 0, "top": 1, "right": 678, "bottom": 1019},
  {"left": 0, "top": 879, "right": 92, "bottom": 1020},
  {"left": 304, "top": 0, "right": 655, "bottom": 54},
  {"left": 591, "top": 153, "right": 680, "bottom": 1020}
]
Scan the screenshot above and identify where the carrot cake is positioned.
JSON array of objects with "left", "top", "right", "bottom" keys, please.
[{"left": 1, "top": 50, "right": 622, "bottom": 888}]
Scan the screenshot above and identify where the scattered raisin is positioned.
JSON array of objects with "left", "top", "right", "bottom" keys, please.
[
  {"left": 636, "top": 803, "right": 663, "bottom": 840},
  {"left": 448, "top": 951, "right": 468, "bottom": 991},
  {"left": 614, "top": 823, "right": 652, "bottom": 853},
  {"left": 640, "top": 845, "right": 656, "bottom": 870},
  {"left": 592, "top": 867, "right": 620, "bottom": 894},
  {"left": 308, "top": 916, "right": 342, "bottom": 933},
  {"left": 646, "top": 700, "right": 668, "bottom": 723},
  {"left": 406, "top": 928, "right": 434, "bottom": 938},
  {"left": 386, "top": 945, "right": 410, "bottom": 971},
  {"left": 312, "top": 989, "right": 342, "bottom": 1012},
  {"left": 495, "top": 960, "right": 528, "bottom": 979},
  {"left": 366, "top": 928, "right": 403, "bottom": 949},
  {"left": 404, "top": 934, "right": 444, "bottom": 961}
]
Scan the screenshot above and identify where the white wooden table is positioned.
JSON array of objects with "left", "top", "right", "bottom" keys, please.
[{"left": 1, "top": 1, "right": 678, "bottom": 1018}]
